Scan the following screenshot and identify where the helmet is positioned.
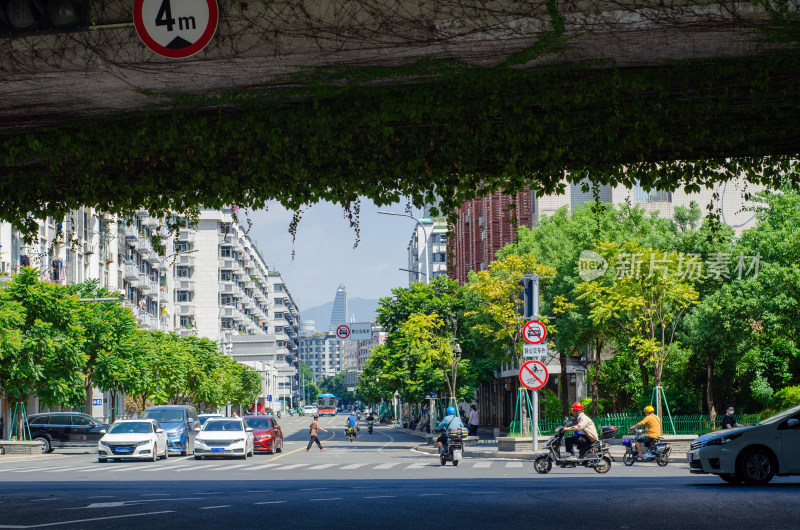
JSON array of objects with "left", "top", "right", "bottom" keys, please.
[
  {"left": 446, "top": 406, "right": 456, "bottom": 416},
  {"left": 313, "top": 413, "right": 319, "bottom": 418},
  {"left": 571, "top": 402, "right": 584, "bottom": 411},
  {"left": 644, "top": 405, "right": 655, "bottom": 413}
]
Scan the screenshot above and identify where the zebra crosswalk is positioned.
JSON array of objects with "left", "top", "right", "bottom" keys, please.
[{"left": 0, "top": 459, "right": 532, "bottom": 476}]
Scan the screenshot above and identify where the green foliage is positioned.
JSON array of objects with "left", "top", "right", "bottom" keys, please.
[
  {"left": 3, "top": 52, "right": 800, "bottom": 241},
  {"left": 541, "top": 390, "right": 564, "bottom": 421},
  {"left": 771, "top": 385, "right": 800, "bottom": 412}
]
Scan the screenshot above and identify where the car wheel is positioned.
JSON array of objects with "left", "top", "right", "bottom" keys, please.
[
  {"left": 163, "top": 445, "right": 169, "bottom": 460},
  {"left": 739, "top": 448, "right": 776, "bottom": 485},
  {"left": 33, "top": 436, "right": 51, "bottom": 454},
  {"left": 98, "top": 457, "right": 107, "bottom": 463},
  {"left": 276, "top": 440, "right": 282, "bottom": 453},
  {"left": 720, "top": 473, "right": 743, "bottom": 484}
]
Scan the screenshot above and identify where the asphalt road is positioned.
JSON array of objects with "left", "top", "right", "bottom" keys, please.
[{"left": 1, "top": 415, "right": 798, "bottom": 529}]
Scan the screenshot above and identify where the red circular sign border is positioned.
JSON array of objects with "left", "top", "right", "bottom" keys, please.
[
  {"left": 133, "top": 0, "right": 219, "bottom": 59},
  {"left": 519, "top": 360, "right": 549, "bottom": 391},
  {"left": 522, "top": 320, "right": 547, "bottom": 345},
  {"left": 336, "top": 325, "right": 351, "bottom": 339}
]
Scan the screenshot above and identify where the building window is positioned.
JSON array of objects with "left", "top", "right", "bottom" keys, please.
[
  {"left": 432, "top": 252, "right": 447, "bottom": 263},
  {"left": 179, "top": 316, "right": 193, "bottom": 329},
  {"left": 633, "top": 183, "right": 671, "bottom": 203},
  {"left": 176, "top": 242, "right": 189, "bottom": 252},
  {"left": 220, "top": 246, "right": 232, "bottom": 257},
  {"left": 176, "top": 266, "right": 191, "bottom": 278},
  {"left": 220, "top": 270, "right": 233, "bottom": 282},
  {"left": 176, "top": 290, "right": 191, "bottom": 302}
]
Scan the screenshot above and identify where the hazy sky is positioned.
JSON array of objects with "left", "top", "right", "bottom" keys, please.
[{"left": 246, "top": 199, "right": 422, "bottom": 312}]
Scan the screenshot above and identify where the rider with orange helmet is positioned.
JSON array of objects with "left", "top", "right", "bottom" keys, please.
[
  {"left": 563, "top": 401, "right": 599, "bottom": 459},
  {"left": 630, "top": 405, "right": 662, "bottom": 458}
]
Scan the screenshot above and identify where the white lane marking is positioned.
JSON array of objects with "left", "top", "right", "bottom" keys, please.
[
  {"left": 578, "top": 489, "right": 604, "bottom": 492},
  {"left": 87, "top": 496, "right": 115, "bottom": 499},
  {"left": 196, "top": 492, "right": 224, "bottom": 495},
  {"left": 506, "top": 462, "right": 523, "bottom": 468},
  {"left": 28, "top": 498, "right": 61, "bottom": 502},
  {"left": 405, "top": 462, "right": 429, "bottom": 469},
  {"left": 310, "top": 498, "right": 342, "bottom": 501},
  {"left": 254, "top": 501, "right": 286, "bottom": 505},
  {"left": 87, "top": 502, "right": 127, "bottom": 509},
  {"left": 192, "top": 464, "right": 227, "bottom": 470},
  {"left": 373, "top": 463, "right": 398, "bottom": 470},
  {"left": 0, "top": 510, "right": 175, "bottom": 528},
  {"left": 299, "top": 488, "right": 327, "bottom": 491},
  {"left": 199, "top": 506, "right": 230, "bottom": 510},
  {"left": 224, "top": 463, "right": 251, "bottom": 470},
  {"left": 250, "top": 463, "right": 280, "bottom": 470},
  {"left": 140, "top": 493, "right": 170, "bottom": 497},
  {"left": 306, "top": 464, "right": 337, "bottom": 470},
  {"left": 274, "top": 464, "right": 307, "bottom": 470},
  {"left": 11, "top": 467, "right": 70, "bottom": 474},
  {"left": 364, "top": 495, "right": 396, "bottom": 499},
  {"left": 473, "top": 462, "right": 492, "bottom": 468},
  {"left": 418, "top": 494, "right": 446, "bottom": 497},
  {"left": 340, "top": 463, "right": 367, "bottom": 470}
]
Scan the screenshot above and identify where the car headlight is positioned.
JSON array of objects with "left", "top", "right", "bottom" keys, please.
[
  {"left": 134, "top": 440, "right": 152, "bottom": 447},
  {"left": 195, "top": 438, "right": 208, "bottom": 445},
  {"left": 255, "top": 435, "right": 272, "bottom": 441},
  {"left": 167, "top": 428, "right": 185, "bottom": 437},
  {"left": 704, "top": 433, "right": 743, "bottom": 446}
]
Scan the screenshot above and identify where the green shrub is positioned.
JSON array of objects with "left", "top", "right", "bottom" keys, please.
[{"left": 771, "top": 385, "right": 800, "bottom": 411}]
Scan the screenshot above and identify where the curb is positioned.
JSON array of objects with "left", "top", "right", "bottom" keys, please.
[{"left": 413, "top": 444, "right": 688, "bottom": 462}]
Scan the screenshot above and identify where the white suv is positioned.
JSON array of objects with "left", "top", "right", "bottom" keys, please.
[{"left": 687, "top": 404, "right": 800, "bottom": 485}]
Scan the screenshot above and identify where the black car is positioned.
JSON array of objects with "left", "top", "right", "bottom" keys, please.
[{"left": 27, "top": 412, "right": 108, "bottom": 453}]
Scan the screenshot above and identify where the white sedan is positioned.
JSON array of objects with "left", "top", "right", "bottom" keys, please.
[
  {"left": 688, "top": 404, "right": 800, "bottom": 484},
  {"left": 194, "top": 418, "right": 254, "bottom": 460},
  {"left": 98, "top": 419, "right": 168, "bottom": 462}
]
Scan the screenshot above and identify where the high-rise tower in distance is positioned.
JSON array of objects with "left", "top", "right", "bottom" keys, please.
[{"left": 329, "top": 284, "right": 347, "bottom": 332}]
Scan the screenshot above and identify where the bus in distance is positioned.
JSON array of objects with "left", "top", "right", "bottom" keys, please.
[{"left": 317, "top": 393, "right": 337, "bottom": 416}]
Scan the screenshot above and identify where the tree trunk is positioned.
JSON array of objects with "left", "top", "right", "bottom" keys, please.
[
  {"left": 706, "top": 355, "right": 716, "bottom": 420},
  {"left": 16, "top": 396, "right": 25, "bottom": 441},
  {"left": 84, "top": 380, "right": 93, "bottom": 415},
  {"left": 559, "top": 351, "right": 569, "bottom": 418},
  {"left": 592, "top": 340, "right": 602, "bottom": 416},
  {"left": 110, "top": 390, "right": 117, "bottom": 423},
  {"left": 520, "top": 388, "right": 529, "bottom": 436},
  {"left": 638, "top": 355, "right": 649, "bottom": 389}
]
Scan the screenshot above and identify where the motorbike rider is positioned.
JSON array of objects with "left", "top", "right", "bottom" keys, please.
[
  {"left": 630, "top": 405, "right": 662, "bottom": 458},
  {"left": 562, "top": 402, "right": 599, "bottom": 459},
  {"left": 346, "top": 411, "right": 360, "bottom": 438},
  {"left": 436, "top": 406, "right": 465, "bottom": 454}
]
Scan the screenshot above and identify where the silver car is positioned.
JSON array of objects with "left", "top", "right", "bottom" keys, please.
[
  {"left": 688, "top": 404, "right": 800, "bottom": 484},
  {"left": 194, "top": 418, "right": 254, "bottom": 460},
  {"left": 98, "top": 419, "right": 168, "bottom": 462}
]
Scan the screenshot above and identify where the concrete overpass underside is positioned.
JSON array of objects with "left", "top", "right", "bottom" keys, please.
[{"left": 1, "top": 0, "right": 799, "bottom": 231}]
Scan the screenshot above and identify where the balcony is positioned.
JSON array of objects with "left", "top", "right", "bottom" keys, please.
[
  {"left": 123, "top": 261, "right": 140, "bottom": 281},
  {"left": 176, "top": 279, "right": 195, "bottom": 291},
  {"left": 220, "top": 282, "right": 240, "bottom": 296},
  {"left": 218, "top": 232, "right": 234, "bottom": 244},
  {"left": 178, "top": 231, "right": 194, "bottom": 243},
  {"left": 176, "top": 304, "right": 194, "bottom": 316},
  {"left": 123, "top": 224, "right": 138, "bottom": 241},
  {"left": 178, "top": 328, "right": 198, "bottom": 337},
  {"left": 177, "top": 255, "right": 195, "bottom": 266},
  {"left": 219, "top": 258, "right": 235, "bottom": 269}
]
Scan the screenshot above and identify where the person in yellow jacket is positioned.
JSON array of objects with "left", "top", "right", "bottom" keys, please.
[{"left": 631, "top": 405, "right": 662, "bottom": 458}]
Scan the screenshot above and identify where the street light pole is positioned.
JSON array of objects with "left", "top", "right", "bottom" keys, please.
[
  {"left": 378, "top": 211, "right": 430, "bottom": 284},
  {"left": 156, "top": 249, "right": 198, "bottom": 331}
]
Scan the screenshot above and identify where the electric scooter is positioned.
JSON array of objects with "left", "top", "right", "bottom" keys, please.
[
  {"left": 368, "top": 419, "right": 374, "bottom": 434},
  {"left": 439, "top": 427, "right": 464, "bottom": 466},
  {"left": 623, "top": 429, "right": 671, "bottom": 466},
  {"left": 533, "top": 422, "right": 616, "bottom": 474}
]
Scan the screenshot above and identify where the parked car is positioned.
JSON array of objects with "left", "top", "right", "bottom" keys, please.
[
  {"left": 688, "top": 404, "right": 800, "bottom": 484},
  {"left": 302, "top": 405, "right": 316, "bottom": 415},
  {"left": 97, "top": 419, "right": 168, "bottom": 462},
  {"left": 141, "top": 405, "right": 200, "bottom": 456},
  {"left": 27, "top": 412, "right": 108, "bottom": 453},
  {"left": 243, "top": 415, "right": 284, "bottom": 454},
  {"left": 194, "top": 418, "right": 254, "bottom": 460},
  {"left": 198, "top": 413, "right": 223, "bottom": 426}
]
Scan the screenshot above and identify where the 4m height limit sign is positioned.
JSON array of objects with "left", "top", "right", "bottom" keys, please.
[{"left": 134, "top": 0, "right": 219, "bottom": 58}]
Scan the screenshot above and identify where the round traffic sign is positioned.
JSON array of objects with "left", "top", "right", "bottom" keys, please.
[
  {"left": 134, "top": 0, "right": 219, "bottom": 59},
  {"left": 519, "top": 360, "right": 549, "bottom": 391},
  {"left": 522, "top": 320, "right": 547, "bottom": 344},
  {"left": 336, "top": 324, "right": 351, "bottom": 340}
]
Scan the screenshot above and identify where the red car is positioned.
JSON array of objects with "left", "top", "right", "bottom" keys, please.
[{"left": 243, "top": 415, "right": 284, "bottom": 454}]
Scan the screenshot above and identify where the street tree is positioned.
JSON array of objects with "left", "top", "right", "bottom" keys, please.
[
  {"left": 467, "top": 254, "right": 555, "bottom": 434},
  {"left": 0, "top": 268, "right": 87, "bottom": 439},
  {"left": 577, "top": 241, "right": 700, "bottom": 417}
]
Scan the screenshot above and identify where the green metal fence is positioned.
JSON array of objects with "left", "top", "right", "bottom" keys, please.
[{"left": 534, "top": 413, "right": 761, "bottom": 437}]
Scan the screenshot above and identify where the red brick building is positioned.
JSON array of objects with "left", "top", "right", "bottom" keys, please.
[{"left": 448, "top": 190, "right": 534, "bottom": 284}]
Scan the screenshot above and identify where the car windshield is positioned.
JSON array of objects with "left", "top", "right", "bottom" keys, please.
[
  {"left": 199, "top": 415, "right": 221, "bottom": 425},
  {"left": 758, "top": 404, "right": 800, "bottom": 425},
  {"left": 203, "top": 420, "right": 244, "bottom": 432},
  {"left": 142, "top": 409, "right": 185, "bottom": 423},
  {"left": 245, "top": 418, "right": 271, "bottom": 429},
  {"left": 108, "top": 422, "right": 153, "bottom": 434}
]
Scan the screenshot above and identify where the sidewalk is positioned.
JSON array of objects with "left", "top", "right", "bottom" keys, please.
[{"left": 400, "top": 428, "right": 688, "bottom": 462}]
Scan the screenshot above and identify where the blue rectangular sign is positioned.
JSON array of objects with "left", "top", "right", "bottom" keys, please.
[
  {"left": 92, "top": 398, "right": 103, "bottom": 406},
  {"left": 266, "top": 395, "right": 272, "bottom": 402}
]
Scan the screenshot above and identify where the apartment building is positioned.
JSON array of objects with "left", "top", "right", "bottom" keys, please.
[
  {"left": 298, "top": 329, "right": 343, "bottom": 380},
  {"left": 406, "top": 217, "right": 449, "bottom": 285},
  {"left": 0, "top": 207, "right": 300, "bottom": 424}
]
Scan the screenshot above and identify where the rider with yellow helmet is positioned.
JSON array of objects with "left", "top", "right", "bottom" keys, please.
[{"left": 630, "top": 405, "right": 662, "bottom": 459}]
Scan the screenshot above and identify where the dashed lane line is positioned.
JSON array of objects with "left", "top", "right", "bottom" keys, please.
[
  {"left": 0, "top": 511, "right": 175, "bottom": 529},
  {"left": 373, "top": 463, "right": 399, "bottom": 470},
  {"left": 306, "top": 463, "right": 337, "bottom": 470}
]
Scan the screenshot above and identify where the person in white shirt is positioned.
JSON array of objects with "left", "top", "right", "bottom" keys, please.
[{"left": 467, "top": 404, "right": 480, "bottom": 437}]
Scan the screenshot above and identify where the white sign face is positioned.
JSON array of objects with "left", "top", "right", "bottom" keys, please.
[
  {"left": 523, "top": 344, "right": 548, "bottom": 359},
  {"left": 348, "top": 322, "right": 373, "bottom": 340},
  {"left": 518, "top": 360, "right": 549, "bottom": 391},
  {"left": 134, "top": 0, "right": 218, "bottom": 59}
]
